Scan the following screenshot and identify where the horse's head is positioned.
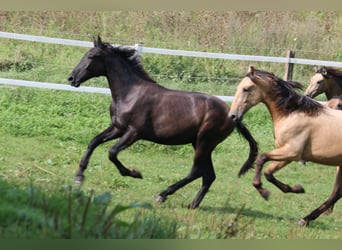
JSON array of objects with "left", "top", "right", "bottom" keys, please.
[
  {"left": 68, "top": 36, "right": 142, "bottom": 87},
  {"left": 229, "top": 66, "right": 266, "bottom": 122},
  {"left": 304, "top": 67, "right": 329, "bottom": 98},
  {"left": 68, "top": 36, "right": 109, "bottom": 87}
]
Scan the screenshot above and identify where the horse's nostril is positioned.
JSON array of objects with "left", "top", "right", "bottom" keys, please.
[{"left": 68, "top": 76, "right": 74, "bottom": 82}]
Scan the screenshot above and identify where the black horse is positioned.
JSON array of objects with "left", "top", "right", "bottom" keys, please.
[{"left": 68, "top": 36, "right": 258, "bottom": 208}]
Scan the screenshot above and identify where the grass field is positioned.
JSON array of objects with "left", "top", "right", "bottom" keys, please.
[
  {"left": 1, "top": 11, "right": 342, "bottom": 238},
  {"left": 1, "top": 87, "right": 342, "bottom": 238}
]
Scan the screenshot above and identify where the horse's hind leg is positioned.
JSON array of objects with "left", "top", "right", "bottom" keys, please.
[
  {"left": 155, "top": 164, "right": 203, "bottom": 205},
  {"left": 156, "top": 144, "right": 215, "bottom": 209},
  {"left": 189, "top": 156, "right": 216, "bottom": 208},
  {"left": 75, "top": 124, "right": 121, "bottom": 184},
  {"left": 324, "top": 167, "right": 340, "bottom": 215},
  {"left": 108, "top": 130, "right": 142, "bottom": 179},
  {"left": 298, "top": 166, "right": 342, "bottom": 226}
]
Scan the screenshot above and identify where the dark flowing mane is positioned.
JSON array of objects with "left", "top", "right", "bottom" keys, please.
[
  {"left": 104, "top": 42, "right": 156, "bottom": 83},
  {"left": 247, "top": 69, "right": 324, "bottom": 116}
]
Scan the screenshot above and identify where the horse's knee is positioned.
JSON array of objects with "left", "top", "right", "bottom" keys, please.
[{"left": 256, "top": 153, "right": 269, "bottom": 167}]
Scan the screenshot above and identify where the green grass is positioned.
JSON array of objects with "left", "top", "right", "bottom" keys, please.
[{"left": 1, "top": 87, "right": 342, "bottom": 238}]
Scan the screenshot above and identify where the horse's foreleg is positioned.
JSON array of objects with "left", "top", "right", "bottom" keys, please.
[
  {"left": 108, "top": 130, "right": 142, "bottom": 179},
  {"left": 298, "top": 166, "right": 342, "bottom": 226},
  {"left": 253, "top": 146, "right": 301, "bottom": 200},
  {"left": 264, "top": 161, "right": 305, "bottom": 194},
  {"left": 75, "top": 124, "right": 121, "bottom": 184},
  {"left": 253, "top": 153, "right": 271, "bottom": 199}
]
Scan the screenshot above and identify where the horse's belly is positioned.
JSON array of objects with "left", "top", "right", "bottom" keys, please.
[
  {"left": 305, "top": 136, "right": 342, "bottom": 166},
  {"left": 145, "top": 133, "right": 194, "bottom": 145},
  {"left": 142, "top": 126, "right": 197, "bottom": 145}
]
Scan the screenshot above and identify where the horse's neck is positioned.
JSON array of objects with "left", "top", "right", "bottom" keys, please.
[
  {"left": 326, "top": 79, "right": 342, "bottom": 100},
  {"left": 106, "top": 74, "right": 132, "bottom": 102},
  {"left": 106, "top": 73, "right": 152, "bottom": 103},
  {"left": 263, "top": 98, "right": 284, "bottom": 124}
]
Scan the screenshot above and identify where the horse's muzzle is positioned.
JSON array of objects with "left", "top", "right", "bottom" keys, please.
[
  {"left": 229, "top": 112, "right": 242, "bottom": 122},
  {"left": 68, "top": 75, "right": 80, "bottom": 87}
]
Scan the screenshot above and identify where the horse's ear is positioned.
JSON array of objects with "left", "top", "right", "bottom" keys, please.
[
  {"left": 313, "top": 66, "right": 318, "bottom": 73},
  {"left": 248, "top": 65, "right": 255, "bottom": 76},
  {"left": 93, "top": 36, "right": 103, "bottom": 47}
]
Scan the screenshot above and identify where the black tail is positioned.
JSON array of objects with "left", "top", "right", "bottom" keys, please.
[{"left": 235, "top": 121, "right": 258, "bottom": 177}]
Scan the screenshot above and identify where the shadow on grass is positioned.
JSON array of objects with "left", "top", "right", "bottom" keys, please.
[{"left": 198, "top": 203, "right": 331, "bottom": 230}]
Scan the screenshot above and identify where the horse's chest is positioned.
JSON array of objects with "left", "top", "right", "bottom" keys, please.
[
  {"left": 273, "top": 118, "right": 308, "bottom": 147},
  {"left": 111, "top": 103, "right": 133, "bottom": 128}
]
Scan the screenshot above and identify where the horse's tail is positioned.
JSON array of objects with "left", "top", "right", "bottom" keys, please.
[{"left": 235, "top": 120, "right": 258, "bottom": 177}]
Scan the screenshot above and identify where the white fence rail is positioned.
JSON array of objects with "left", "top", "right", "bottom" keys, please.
[
  {"left": 0, "top": 77, "right": 234, "bottom": 102},
  {"left": 0, "top": 31, "right": 341, "bottom": 102},
  {"left": 1, "top": 31, "right": 342, "bottom": 67},
  {"left": 0, "top": 77, "right": 111, "bottom": 95}
]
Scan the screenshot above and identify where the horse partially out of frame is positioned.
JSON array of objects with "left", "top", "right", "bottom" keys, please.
[
  {"left": 67, "top": 36, "right": 258, "bottom": 209},
  {"left": 229, "top": 65, "right": 342, "bottom": 226},
  {"left": 305, "top": 66, "right": 342, "bottom": 100}
]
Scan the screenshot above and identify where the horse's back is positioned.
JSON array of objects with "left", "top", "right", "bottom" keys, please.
[{"left": 140, "top": 86, "right": 232, "bottom": 144}]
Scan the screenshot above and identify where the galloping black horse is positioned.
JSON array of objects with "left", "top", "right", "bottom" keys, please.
[{"left": 68, "top": 36, "right": 258, "bottom": 208}]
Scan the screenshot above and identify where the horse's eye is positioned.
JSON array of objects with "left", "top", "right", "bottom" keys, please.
[{"left": 243, "top": 88, "right": 250, "bottom": 93}]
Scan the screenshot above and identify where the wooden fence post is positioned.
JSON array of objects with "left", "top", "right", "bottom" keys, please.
[{"left": 284, "top": 50, "right": 295, "bottom": 81}]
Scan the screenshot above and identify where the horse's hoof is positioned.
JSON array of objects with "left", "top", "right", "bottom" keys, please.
[
  {"left": 131, "top": 169, "right": 143, "bottom": 179},
  {"left": 260, "top": 189, "right": 270, "bottom": 200},
  {"left": 155, "top": 195, "right": 166, "bottom": 203},
  {"left": 293, "top": 184, "right": 305, "bottom": 193},
  {"left": 298, "top": 219, "right": 309, "bottom": 227},
  {"left": 75, "top": 175, "right": 84, "bottom": 185}
]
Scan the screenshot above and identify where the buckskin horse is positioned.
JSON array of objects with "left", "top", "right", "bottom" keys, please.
[
  {"left": 305, "top": 66, "right": 342, "bottom": 100},
  {"left": 229, "top": 66, "right": 342, "bottom": 226},
  {"left": 67, "top": 37, "right": 258, "bottom": 208}
]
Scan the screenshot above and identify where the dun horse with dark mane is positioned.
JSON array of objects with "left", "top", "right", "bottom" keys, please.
[
  {"left": 68, "top": 37, "right": 258, "bottom": 209},
  {"left": 305, "top": 66, "right": 342, "bottom": 100},
  {"left": 229, "top": 66, "right": 342, "bottom": 226}
]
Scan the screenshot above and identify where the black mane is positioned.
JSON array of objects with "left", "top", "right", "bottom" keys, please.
[
  {"left": 248, "top": 69, "right": 324, "bottom": 116},
  {"left": 104, "top": 42, "right": 156, "bottom": 83}
]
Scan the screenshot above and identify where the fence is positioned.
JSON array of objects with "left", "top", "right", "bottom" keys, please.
[{"left": 1, "top": 31, "right": 342, "bottom": 101}]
